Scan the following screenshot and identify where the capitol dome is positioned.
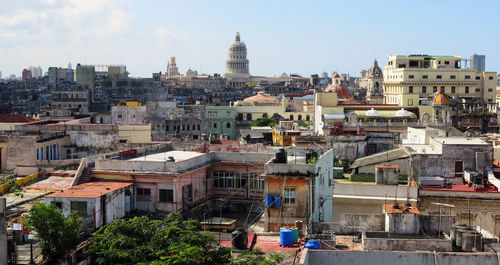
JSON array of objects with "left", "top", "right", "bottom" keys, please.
[{"left": 225, "top": 32, "right": 250, "bottom": 78}]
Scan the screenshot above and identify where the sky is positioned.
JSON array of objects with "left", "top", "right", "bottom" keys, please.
[{"left": 1, "top": 0, "right": 500, "bottom": 78}]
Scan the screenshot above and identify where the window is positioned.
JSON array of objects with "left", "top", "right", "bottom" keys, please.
[
  {"left": 451, "top": 86, "right": 456, "bottom": 93},
  {"left": 290, "top": 114, "right": 294, "bottom": 120},
  {"left": 407, "top": 99, "right": 413, "bottom": 106},
  {"left": 284, "top": 188, "right": 296, "bottom": 205},
  {"left": 488, "top": 99, "right": 493, "bottom": 102},
  {"left": 213, "top": 123, "right": 217, "bottom": 129},
  {"left": 247, "top": 113, "right": 252, "bottom": 121},
  {"left": 450, "top": 75, "right": 456, "bottom": 79},
  {"left": 237, "top": 113, "right": 243, "bottom": 121},
  {"left": 197, "top": 124, "right": 200, "bottom": 130},
  {"left": 213, "top": 171, "right": 248, "bottom": 189},
  {"left": 465, "top": 86, "right": 469, "bottom": 93},
  {"left": 444, "top": 61, "right": 450, "bottom": 65},
  {"left": 137, "top": 188, "right": 151, "bottom": 201},
  {"left": 408, "top": 75, "right": 414, "bottom": 79},
  {"left": 187, "top": 124, "right": 190, "bottom": 131},
  {"left": 117, "top": 113, "right": 123, "bottom": 119},
  {"left": 433, "top": 86, "right": 438, "bottom": 93},
  {"left": 306, "top": 115, "right": 310, "bottom": 121},
  {"left": 422, "top": 75, "right": 428, "bottom": 79},
  {"left": 226, "top": 122, "right": 231, "bottom": 128},
  {"left": 298, "top": 114, "right": 302, "bottom": 121},
  {"left": 440, "top": 86, "right": 445, "bottom": 92},
  {"left": 159, "top": 189, "right": 174, "bottom": 203},
  {"left": 409, "top": 86, "right": 413, "bottom": 93},
  {"left": 422, "top": 86, "right": 427, "bottom": 93},
  {"left": 226, "top": 111, "right": 231, "bottom": 117},
  {"left": 249, "top": 173, "right": 264, "bottom": 191},
  {"left": 70, "top": 201, "right": 87, "bottom": 217},
  {"left": 182, "top": 125, "right": 185, "bottom": 131},
  {"left": 465, "top": 75, "right": 470, "bottom": 79},
  {"left": 488, "top": 88, "right": 493, "bottom": 92},
  {"left": 475, "top": 88, "right": 481, "bottom": 92},
  {"left": 208, "top": 111, "right": 212, "bottom": 117},
  {"left": 436, "top": 75, "right": 442, "bottom": 79},
  {"left": 213, "top": 111, "right": 218, "bottom": 117},
  {"left": 476, "top": 76, "right": 481, "bottom": 80},
  {"left": 489, "top": 76, "right": 494, "bottom": 80}
]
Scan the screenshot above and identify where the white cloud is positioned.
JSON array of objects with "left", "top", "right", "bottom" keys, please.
[{"left": 155, "top": 27, "right": 188, "bottom": 45}]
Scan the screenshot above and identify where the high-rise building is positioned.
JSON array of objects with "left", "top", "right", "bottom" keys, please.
[
  {"left": 225, "top": 32, "right": 250, "bottom": 79},
  {"left": 75, "top": 64, "right": 96, "bottom": 102},
  {"left": 22, "top": 69, "right": 32, "bottom": 81},
  {"left": 470, "top": 54, "right": 485, "bottom": 72},
  {"left": 29, "top": 66, "right": 42, "bottom": 78},
  {"left": 0, "top": 71, "right": 2, "bottom": 80},
  {"left": 166, "top": 57, "right": 179, "bottom": 78},
  {"left": 383, "top": 55, "right": 497, "bottom": 111}
]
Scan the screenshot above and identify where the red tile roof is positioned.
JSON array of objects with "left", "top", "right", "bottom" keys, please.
[
  {"left": 0, "top": 114, "right": 34, "bottom": 123},
  {"left": 46, "top": 181, "right": 133, "bottom": 198}
]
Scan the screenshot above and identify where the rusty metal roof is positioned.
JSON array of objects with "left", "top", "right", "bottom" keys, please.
[{"left": 46, "top": 181, "right": 133, "bottom": 198}]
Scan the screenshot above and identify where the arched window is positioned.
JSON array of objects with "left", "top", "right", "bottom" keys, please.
[
  {"left": 290, "top": 114, "right": 294, "bottom": 120},
  {"left": 247, "top": 113, "right": 252, "bottom": 121},
  {"left": 238, "top": 113, "right": 243, "bottom": 121},
  {"left": 298, "top": 114, "right": 302, "bottom": 121},
  {"left": 306, "top": 115, "right": 310, "bottom": 121},
  {"left": 226, "top": 122, "right": 231, "bottom": 129}
]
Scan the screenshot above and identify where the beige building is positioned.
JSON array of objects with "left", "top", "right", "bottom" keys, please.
[{"left": 383, "top": 55, "right": 497, "bottom": 111}]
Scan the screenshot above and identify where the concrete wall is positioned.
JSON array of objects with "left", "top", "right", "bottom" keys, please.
[
  {"left": 357, "top": 158, "right": 410, "bottom": 175},
  {"left": 5, "top": 136, "right": 37, "bottom": 174},
  {"left": 69, "top": 130, "right": 117, "bottom": 149},
  {"left": 333, "top": 183, "right": 418, "bottom": 222},
  {"left": 302, "top": 249, "right": 499, "bottom": 265},
  {"left": 340, "top": 213, "right": 385, "bottom": 231},
  {"left": 363, "top": 232, "right": 452, "bottom": 252},
  {"left": 313, "top": 149, "right": 335, "bottom": 222},
  {"left": 385, "top": 213, "right": 418, "bottom": 234}
]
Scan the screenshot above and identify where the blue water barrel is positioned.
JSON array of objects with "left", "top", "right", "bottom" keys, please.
[
  {"left": 291, "top": 228, "right": 299, "bottom": 242},
  {"left": 280, "top": 229, "right": 293, "bottom": 246},
  {"left": 305, "top": 239, "right": 321, "bottom": 249},
  {"left": 274, "top": 196, "right": 281, "bottom": 207},
  {"left": 265, "top": 195, "right": 274, "bottom": 207}
]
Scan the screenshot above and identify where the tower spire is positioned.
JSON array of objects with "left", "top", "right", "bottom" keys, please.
[{"left": 235, "top": 32, "right": 240, "bottom": 42}]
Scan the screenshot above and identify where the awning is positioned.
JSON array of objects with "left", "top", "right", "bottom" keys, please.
[
  {"left": 351, "top": 110, "right": 417, "bottom": 118},
  {"left": 323, "top": 114, "right": 346, "bottom": 120}
]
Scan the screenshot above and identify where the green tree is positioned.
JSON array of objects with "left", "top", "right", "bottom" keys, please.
[
  {"left": 26, "top": 203, "right": 82, "bottom": 263},
  {"left": 252, "top": 117, "right": 276, "bottom": 128},
  {"left": 90, "top": 212, "right": 231, "bottom": 265},
  {"left": 231, "top": 248, "right": 283, "bottom": 265}
]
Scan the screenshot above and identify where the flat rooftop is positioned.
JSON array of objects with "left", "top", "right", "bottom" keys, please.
[
  {"left": 46, "top": 181, "right": 133, "bottom": 198},
  {"left": 128, "top": 150, "right": 205, "bottom": 162},
  {"left": 432, "top": 137, "right": 489, "bottom": 145}
]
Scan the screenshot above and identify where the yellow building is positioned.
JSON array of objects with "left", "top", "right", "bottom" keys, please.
[
  {"left": 118, "top": 124, "right": 152, "bottom": 144},
  {"left": 383, "top": 55, "right": 497, "bottom": 111}
]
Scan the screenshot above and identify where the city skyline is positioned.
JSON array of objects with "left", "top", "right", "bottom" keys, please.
[{"left": 1, "top": 0, "right": 499, "bottom": 77}]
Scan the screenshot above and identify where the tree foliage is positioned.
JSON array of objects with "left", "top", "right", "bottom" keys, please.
[
  {"left": 231, "top": 248, "right": 283, "bottom": 265},
  {"left": 252, "top": 117, "right": 276, "bottom": 128},
  {"left": 90, "top": 212, "right": 231, "bottom": 265},
  {"left": 26, "top": 203, "right": 82, "bottom": 262}
]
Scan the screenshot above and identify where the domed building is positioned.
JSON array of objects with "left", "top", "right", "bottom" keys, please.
[
  {"left": 225, "top": 32, "right": 250, "bottom": 80},
  {"left": 237, "top": 91, "right": 279, "bottom": 106},
  {"left": 324, "top": 72, "right": 351, "bottom": 100}
]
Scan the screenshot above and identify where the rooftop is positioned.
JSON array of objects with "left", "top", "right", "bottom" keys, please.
[
  {"left": 432, "top": 137, "right": 489, "bottom": 145},
  {"left": 383, "top": 204, "right": 421, "bottom": 214},
  {"left": 128, "top": 150, "right": 204, "bottom": 162},
  {"left": 46, "top": 181, "right": 133, "bottom": 198},
  {"left": 0, "top": 114, "right": 35, "bottom": 123}
]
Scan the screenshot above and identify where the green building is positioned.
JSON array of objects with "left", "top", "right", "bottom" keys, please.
[{"left": 204, "top": 106, "right": 236, "bottom": 140}]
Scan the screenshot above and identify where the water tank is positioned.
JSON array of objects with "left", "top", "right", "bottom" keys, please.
[
  {"left": 232, "top": 228, "right": 248, "bottom": 250},
  {"left": 265, "top": 195, "right": 275, "bottom": 207},
  {"left": 273, "top": 196, "right": 281, "bottom": 207},
  {"left": 275, "top": 149, "right": 287, "bottom": 163},
  {"left": 462, "top": 231, "right": 482, "bottom": 252},
  {"left": 291, "top": 228, "right": 299, "bottom": 242},
  {"left": 280, "top": 229, "right": 293, "bottom": 246},
  {"left": 450, "top": 223, "right": 467, "bottom": 242},
  {"left": 305, "top": 239, "right": 321, "bottom": 249},
  {"left": 456, "top": 227, "right": 475, "bottom": 247}
]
